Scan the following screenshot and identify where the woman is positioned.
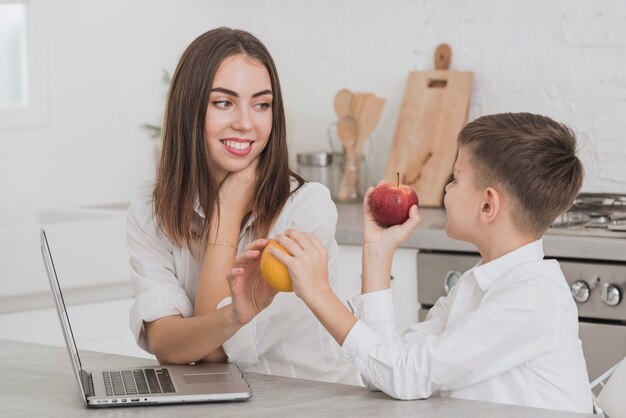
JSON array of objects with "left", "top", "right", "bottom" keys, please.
[{"left": 127, "top": 27, "right": 360, "bottom": 385}]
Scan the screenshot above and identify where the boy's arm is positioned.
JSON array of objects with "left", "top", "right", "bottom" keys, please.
[
  {"left": 361, "top": 244, "right": 394, "bottom": 293},
  {"left": 303, "top": 288, "right": 358, "bottom": 346},
  {"left": 223, "top": 183, "right": 340, "bottom": 367},
  {"left": 270, "top": 183, "right": 421, "bottom": 348},
  {"left": 340, "top": 277, "right": 561, "bottom": 401}
]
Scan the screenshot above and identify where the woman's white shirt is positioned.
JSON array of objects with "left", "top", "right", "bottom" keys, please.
[{"left": 127, "top": 180, "right": 361, "bottom": 386}]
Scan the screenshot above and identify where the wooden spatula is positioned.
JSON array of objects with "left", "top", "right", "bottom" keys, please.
[{"left": 354, "top": 95, "right": 386, "bottom": 156}]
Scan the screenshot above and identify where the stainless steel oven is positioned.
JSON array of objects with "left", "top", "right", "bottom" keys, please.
[{"left": 416, "top": 193, "right": 626, "bottom": 384}]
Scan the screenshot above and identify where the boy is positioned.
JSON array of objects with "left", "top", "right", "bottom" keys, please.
[{"left": 227, "top": 113, "right": 592, "bottom": 413}]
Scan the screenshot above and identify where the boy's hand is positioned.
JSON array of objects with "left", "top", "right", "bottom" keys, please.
[
  {"left": 226, "top": 238, "right": 277, "bottom": 325},
  {"left": 361, "top": 185, "right": 421, "bottom": 293},
  {"left": 270, "top": 230, "right": 331, "bottom": 302},
  {"left": 270, "top": 230, "right": 359, "bottom": 347},
  {"left": 363, "top": 184, "right": 421, "bottom": 251}
]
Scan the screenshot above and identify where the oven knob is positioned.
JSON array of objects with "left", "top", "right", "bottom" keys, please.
[
  {"left": 444, "top": 271, "right": 462, "bottom": 295},
  {"left": 571, "top": 281, "right": 590, "bottom": 303},
  {"left": 601, "top": 283, "right": 622, "bottom": 306}
]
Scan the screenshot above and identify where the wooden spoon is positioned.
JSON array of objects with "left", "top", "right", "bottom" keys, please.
[
  {"left": 334, "top": 89, "right": 353, "bottom": 119},
  {"left": 337, "top": 115, "right": 358, "bottom": 149}
]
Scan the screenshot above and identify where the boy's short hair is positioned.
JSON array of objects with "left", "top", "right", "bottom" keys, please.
[{"left": 457, "top": 112, "right": 584, "bottom": 235}]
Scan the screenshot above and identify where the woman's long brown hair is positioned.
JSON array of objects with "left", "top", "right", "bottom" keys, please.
[{"left": 153, "top": 28, "right": 303, "bottom": 257}]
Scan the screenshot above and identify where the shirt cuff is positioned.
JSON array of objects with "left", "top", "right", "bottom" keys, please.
[
  {"left": 348, "top": 288, "right": 395, "bottom": 322},
  {"left": 217, "top": 296, "right": 259, "bottom": 368},
  {"left": 340, "top": 320, "right": 381, "bottom": 369}
]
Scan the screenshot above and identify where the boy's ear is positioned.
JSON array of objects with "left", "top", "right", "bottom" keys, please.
[{"left": 480, "top": 187, "right": 500, "bottom": 223}]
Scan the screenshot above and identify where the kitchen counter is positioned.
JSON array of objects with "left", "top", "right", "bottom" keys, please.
[
  {"left": 0, "top": 339, "right": 595, "bottom": 418},
  {"left": 336, "top": 203, "right": 626, "bottom": 262}
]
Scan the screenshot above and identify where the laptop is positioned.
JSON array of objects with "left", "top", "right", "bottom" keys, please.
[{"left": 40, "top": 228, "right": 252, "bottom": 407}]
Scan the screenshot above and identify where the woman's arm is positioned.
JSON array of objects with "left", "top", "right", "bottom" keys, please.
[
  {"left": 144, "top": 309, "right": 240, "bottom": 364},
  {"left": 193, "top": 162, "right": 258, "bottom": 362},
  {"left": 127, "top": 181, "right": 254, "bottom": 365},
  {"left": 141, "top": 239, "right": 272, "bottom": 365},
  {"left": 193, "top": 222, "right": 242, "bottom": 363}
]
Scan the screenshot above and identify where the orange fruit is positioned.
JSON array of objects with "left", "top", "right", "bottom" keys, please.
[{"left": 260, "top": 240, "right": 293, "bottom": 292}]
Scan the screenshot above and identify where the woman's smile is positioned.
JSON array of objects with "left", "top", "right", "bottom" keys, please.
[{"left": 221, "top": 138, "right": 254, "bottom": 156}]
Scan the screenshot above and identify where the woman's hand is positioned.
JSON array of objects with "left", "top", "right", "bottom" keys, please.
[
  {"left": 362, "top": 184, "right": 421, "bottom": 252},
  {"left": 226, "top": 238, "right": 277, "bottom": 325},
  {"left": 271, "top": 230, "right": 331, "bottom": 302},
  {"left": 218, "top": 158, "right": 259, "bottom": 220}
]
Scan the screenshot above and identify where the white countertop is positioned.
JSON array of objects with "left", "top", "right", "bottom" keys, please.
[{"left": 336, "top": 203, "right": 626, "bottom": 262}]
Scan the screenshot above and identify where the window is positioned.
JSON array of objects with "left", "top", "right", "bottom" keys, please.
[
  {"left": 0, "top": 2, "right": 28, "bottom": 107},
  {"left": 0, "top": 0, "right": 48, "bottom": 129}
]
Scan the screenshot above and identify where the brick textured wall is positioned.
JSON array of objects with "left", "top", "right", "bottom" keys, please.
[{"left": 213, "top": 0, "right": 626, "bottom": 193}]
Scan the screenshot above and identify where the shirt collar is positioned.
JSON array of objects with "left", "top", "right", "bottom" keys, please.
[
  {"left": 193, "top": 196, "right": 205, "bottom": 218},
  {"left": 473, "top": 239, "right": 545, "bottom": 291},
  {"left": 191, "top": 177, "right": 303, "bottom": 242}
]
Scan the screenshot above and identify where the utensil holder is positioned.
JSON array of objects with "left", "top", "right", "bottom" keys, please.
[{"left": 334, "top": 152, "right": 367, "bottom": 202}]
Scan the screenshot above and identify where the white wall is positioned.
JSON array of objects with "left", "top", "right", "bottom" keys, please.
[
  {"left": 0, "top": 0, "right": 219, "bottom": 208},
  {"left": 2, "top": 0, "right": 626, "bottom": 211}
]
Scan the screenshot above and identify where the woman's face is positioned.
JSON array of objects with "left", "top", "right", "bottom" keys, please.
[{"left": 205, "top": 54, "right": 273, "bottom": 180}]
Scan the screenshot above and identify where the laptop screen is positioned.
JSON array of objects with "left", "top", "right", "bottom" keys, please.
[{"left": 40, "top": 229, "right": 89, "bottom": 405}]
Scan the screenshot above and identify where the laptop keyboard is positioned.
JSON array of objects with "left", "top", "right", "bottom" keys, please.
[{"left": 102, "top": 368, "right": 175, "bottom": 396}]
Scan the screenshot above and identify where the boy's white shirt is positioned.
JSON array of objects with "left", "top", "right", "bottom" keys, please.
[{"left": 341, "top": 239, "right": 593, "bottom": 414}]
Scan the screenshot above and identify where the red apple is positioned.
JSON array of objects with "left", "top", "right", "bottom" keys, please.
[{"left": 369, "top": 173, "right": 419, "bottom": 227}]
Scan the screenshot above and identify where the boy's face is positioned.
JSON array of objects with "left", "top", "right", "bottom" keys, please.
[{"left": 443, "top": 146, "right": 484, "bottom": 242}]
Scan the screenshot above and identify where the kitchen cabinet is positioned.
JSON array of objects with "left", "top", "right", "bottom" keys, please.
[
  {"left": 0, "top": 207, "right": 146, "bottom": 357},
  {"left": 335, "top": 245, "right": 418, "bottom": 333},
  {"left": 0, "top": 211, "right": 128, "bottom": 305}
]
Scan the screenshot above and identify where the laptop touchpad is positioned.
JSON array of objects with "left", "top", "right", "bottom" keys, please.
[{"left": 183, "top": 373, "right": 233, "bottom": 384}]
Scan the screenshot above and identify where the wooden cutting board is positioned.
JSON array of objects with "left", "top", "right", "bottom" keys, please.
[{"left": 384, "top": 44, "right": 473, "bottom": 207}]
